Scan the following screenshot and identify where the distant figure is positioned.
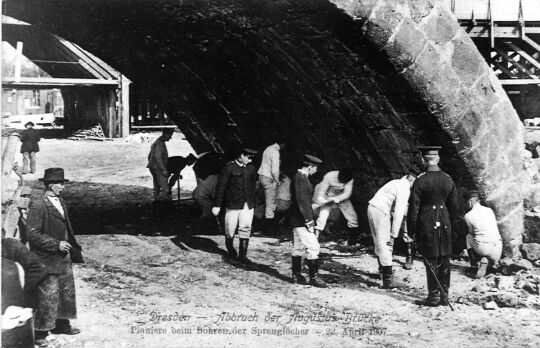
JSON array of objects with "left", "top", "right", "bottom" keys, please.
[
  {"left": 254, "top": 173, "right": 292, "bottom": 226},
  {"left": 212, "top": 147, "right": 258, "bottom": 263},
  {"left": 147, "top": 129, "right": 174, "bottom": 201},
  {"left": 167, "top": 154, "right": 197, "bottom": 193},
  {"left": 20, "top": 121, "right": 41, "bottom": 174},
  {"left": 464, "top": 190, "right": 503, "bottom": 278},
  {"left": 27, "top": 168, "right": 83, "bottom": 344},
  {"left": 257, "top": 137, "right": 286, "bottom": 234},
  {"left": 312, "top": 169, "right": 359, "bottom": 245}
]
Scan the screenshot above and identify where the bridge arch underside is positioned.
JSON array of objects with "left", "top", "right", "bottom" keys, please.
[{"left": 6, "top": 0, "right": 528, "bottom": 257}]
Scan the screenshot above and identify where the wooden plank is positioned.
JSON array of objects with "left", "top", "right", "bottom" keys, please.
[
  {"left": 14, "top": 41, "right": 23, "bottom": 82},
  {"left": 2, "top": 77, "right": 119, "bottom": 86},
  {"left": 120, "top": 75, "right": 131, "bottom": 138},
  {"left": 490, "top": 59, "right": 516, "bottom": 78},
  {"left": 494, "top": 47, "right": 538, "bottom": 78},
  {"left": 131, "top": 125, "right": 178, "bottom": 129},
  {"left": 2, "top": 134, "right": 20, "bottom": 204},
  {"left": 503, "top": 41, "right": 540, "bottom": 70},
  {"left": 2, "top": 204, "right": 21, "bottom": 238},
  {"left": 465, "top": 26, "right": 540, "bottom": 38},
  {"left": 59, "top": 38, "right": 115, "bottom": 79},
  {"left": 499, "top": 79, "right": 540, "bottom": 85},
  {"left": 522, "top": 34, "right": 540, "bottom": 53}
]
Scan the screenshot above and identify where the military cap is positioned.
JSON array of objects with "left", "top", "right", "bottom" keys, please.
[
  {"left": 418, "top": 145, "right": 442, "bottom": 156},
  {"left": 162, "top": 128, "right": 175, "bottom": 135},
  {"left": 303, "top": 154, "right": 323, "bottom": 166}
]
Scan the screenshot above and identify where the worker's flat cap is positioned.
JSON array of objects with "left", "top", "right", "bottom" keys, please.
[
  {"left": 304, "top": 154, "right": 323, "bottom": 165},
  {"left": 418, "top": 145, "right": 441, "bottom": 155},
  {"left": 242, "top": 147, "right": 258, "bottom": 155}
]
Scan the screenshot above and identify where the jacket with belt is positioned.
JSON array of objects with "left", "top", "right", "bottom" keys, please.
[
  {"left": 407, "top": 165, "right": 459, "bottom": 258},
  {"left": 26, "top": 193, "right": 82, "bottom": 274},
  {"left": 214, "top": 160, "right": 257, "bottom": 210}
]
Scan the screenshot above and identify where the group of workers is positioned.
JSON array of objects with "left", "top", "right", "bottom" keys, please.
[{"left": 147, "top": 129, "right": 504, "bottom": 305}]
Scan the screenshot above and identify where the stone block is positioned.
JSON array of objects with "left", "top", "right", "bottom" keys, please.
[
  {"left": 363, "top": 2, "right": 405, "bottom": 50},
  {"left": 420, "top": 6, "right": 461, "bottom": 45},
  {"left": 384, "top": 17, "right": 427, "bottom": 71},
  {"left": 496, "top": 276, "right": 514, "bottom": 290},
  {"left": 450, "top": 30, "right": 485, "bottom": 87},
  {"left": 408, "top": 0, "right": 435, "bottom": 23},
  {"left": 330, "top": 0, "right": 377, "bottom": 19},
  {"left": 520, "top": 243, "right": 540, "bottom": 261}
]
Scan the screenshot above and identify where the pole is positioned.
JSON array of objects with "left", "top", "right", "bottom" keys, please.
[{"left": 413, "top": 241, "right": 455, "bottom": 311}]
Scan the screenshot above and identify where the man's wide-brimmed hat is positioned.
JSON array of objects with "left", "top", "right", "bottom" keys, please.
[{"left": 38, "top": 168, "right": 69, "bottom": 183}]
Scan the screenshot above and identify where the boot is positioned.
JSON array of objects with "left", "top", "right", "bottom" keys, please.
[
  {"left": 225, "top": 238, "right": 237, "bottom": 258},
  {"left": 381, "top": 266, "right": 407, "bottom": 289},
  {"left": 467, "top": 248, "right": 479, "bottom": 267},
  {"left": 347, "top": 227, "right": 359, "bottom": 246},
  {"left": 50, "top": 319, "right": 80, "bottom": 335},
  {"left": 439, "top": 256, "right": 451, "bottom": 306},
  {"left": 415, "top": 260, "right": 440, "bottom": 307},
  {"left": 291, "top": 256, "right": 307, "bottom": 284},
  {"left": 307, "top": 259, "right": 328, "bottom": 288},
  {"left": 238, "top": 238, "right": 251, "bottom": 264},
  {"left": 404, "top": 243, "right": 414, "bottom": 270}
]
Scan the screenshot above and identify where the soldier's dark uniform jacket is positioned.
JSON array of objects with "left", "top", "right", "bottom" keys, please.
[
  {"left": 407, "top": 165, "right": 459, "bottom": 258},
  {"left": 214, "top": 160, "right": 258, "bottom": 210},
  {"left": 288, "top": 170, "right": 315, "bottom": 229}
]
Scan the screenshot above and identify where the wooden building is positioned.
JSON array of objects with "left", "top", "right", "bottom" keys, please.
[{"left": 1, "top": 16, "right": 130, "bottom": 137}]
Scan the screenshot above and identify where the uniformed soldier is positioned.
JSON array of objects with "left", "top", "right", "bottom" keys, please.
[
  {"left": 407, "top": 146, "right": 459, "bottom": 307},
  {"left": 288, "top": 154, "right": 327, "bottom": 288}
]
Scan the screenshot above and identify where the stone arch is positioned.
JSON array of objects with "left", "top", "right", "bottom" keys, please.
[{"left": 4, "top": 0, "right": 528, "bottom": 257}]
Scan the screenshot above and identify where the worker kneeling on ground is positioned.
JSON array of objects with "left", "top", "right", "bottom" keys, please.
[
  {"left": 463, "top": 190, "right": 503, "bottom": 279},
  {"left": 312, "top": 169, "right": 359, "bottom": 245}
]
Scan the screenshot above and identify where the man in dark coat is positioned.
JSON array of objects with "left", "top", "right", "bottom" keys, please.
[
  {"left": 26, "top": 168, "right": 83, "bottom": 342},
  {"left": 20, "top": 121, "right": 41, "bottom": 174},
  {"left": 167, "top": 153, "right": 197, "bottom": 193},
  {"left": 212, "top": 147, "right": 258, "bottom": 263},
  {"left": 408, "top": 146, "right": 459, "bottom": 306},
  {"left": 2, "top": 235, "right": 48, "bottom": 311},
  {"left": 288, "top": 154, "right": 327, "bottom": 288}
]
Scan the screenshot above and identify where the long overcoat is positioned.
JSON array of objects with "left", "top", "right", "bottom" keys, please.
[{"left": 407, "top": 166, "right": 459, "bottom": 258}]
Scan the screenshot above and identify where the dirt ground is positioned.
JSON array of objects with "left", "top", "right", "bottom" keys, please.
[{"left": 14, "top": 132, "right": 540, "bottom": 348}]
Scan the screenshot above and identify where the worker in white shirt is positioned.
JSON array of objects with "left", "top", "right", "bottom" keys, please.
[
  {"left": 257, "top": 137, "right": 286, "bottom": 234},
  {"left": 312, "top": 169, "right": 358, "bottom": 244},
  {"left": 464, "top": 190, "right": 503, "bottom": 278},
  {"left": 367, "top": 174, "right": 416, "bottom": 289}
]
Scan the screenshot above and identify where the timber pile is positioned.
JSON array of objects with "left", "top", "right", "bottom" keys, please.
[{"left": 68, "top": 124, "right": 113, "bottom": 141}]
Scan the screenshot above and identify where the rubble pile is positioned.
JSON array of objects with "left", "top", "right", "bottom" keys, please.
[
  {"left": 123, "top": 133, "right": 156, "bottom": 144},
  {"left": 68, "top": 124, "right": 112, "bottom": 141}
]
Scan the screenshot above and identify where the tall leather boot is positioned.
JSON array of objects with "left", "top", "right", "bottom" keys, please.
[
  {"left": 291, "top": 256, "right": 307, "bottom": 284},
  {"left": 415, "top": 259, "right": 440, "bottom": 307},
  {"left": 225, "top": 238, "right": 237, "bottom": 258},
  {"left": 439, "top": 256, "right": 451, "bottom": 306},
  {"left": 307, "top": 259, "right": 328, "bottom": 288},
  {"left": 238, "top": 238, "right": 251, "bottom": 263},
  {"left": 404, "top": 243, "right": 414, "bottom": 270}
]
